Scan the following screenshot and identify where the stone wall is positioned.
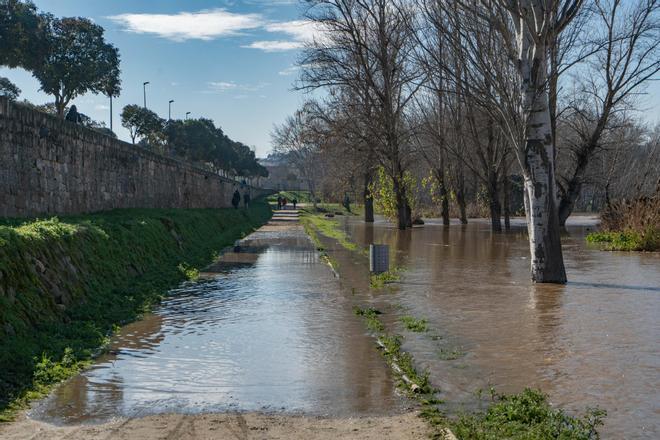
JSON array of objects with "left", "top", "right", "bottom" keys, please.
[{"left": 0, "top": 97, "right": 267, "bottom": 218}]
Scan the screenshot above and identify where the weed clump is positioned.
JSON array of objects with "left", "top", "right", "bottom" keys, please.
[
  {"left": 400, "top": 316, "right": 428, "bottom": 332},
  {"left": 588, "top": 188, "right": 659, "bottom": 251},
  {"left": 370, "top": 268, "right": 401, "bottom": 289},
  {"left": 451, "top": 388, "right": 606, "bottom": 440}
]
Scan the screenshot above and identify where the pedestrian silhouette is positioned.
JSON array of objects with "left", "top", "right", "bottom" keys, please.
[{"left": 232, "top": 189, "right": 241, "bottom": 209}]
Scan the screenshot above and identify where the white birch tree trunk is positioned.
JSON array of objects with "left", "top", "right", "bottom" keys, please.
[{"left": 516, "top": 17, "right": 567, "bottom": 283}]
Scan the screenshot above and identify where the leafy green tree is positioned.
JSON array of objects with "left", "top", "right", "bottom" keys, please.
[
  {"left": 120, "top": 104, "right": 163, "bottom": 145},
  {"left": 33, "top": 17, "right": 121, "bottom": 117},
  {"left": 0, "top": 76, "right": 20, "bottom": 100},
  {"left": 0, "top": 0, "right": 51, "bottom": 71}
]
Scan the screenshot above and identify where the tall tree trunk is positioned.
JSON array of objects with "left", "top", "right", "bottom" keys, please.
[
  {"left": 435, "top": 168, "right": 450, "bottom": 226},
  {"left": 503, "top": 159, "right": 511, "bottom": 230},
  {"left": 364, "top": 169, "right": 374, "bottom": 223},
  {"left": 455, "top": 163, "right": 468, "bottom": 224},
  {"left": 405, "top": 201, "right": 413, "bottom": 228},
  {"left": 488, "top": 169, "right": 502, "bottom": 231},
  {"left": 519, "top": 48, "right": 566, "bottom": 284},
  {"left": 457, "top": 189, "right": 467, "bottom": 225},
  {"left": 393, "top": 176, "right": 408, "bottom": 230}
]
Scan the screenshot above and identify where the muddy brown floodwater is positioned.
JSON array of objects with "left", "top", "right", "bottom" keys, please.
[
  {"left": 29, "top": 218, "right": 409, "bottom": 426},
  {"left": 339, "top": 215, "right": 659, "bottom": 439}
]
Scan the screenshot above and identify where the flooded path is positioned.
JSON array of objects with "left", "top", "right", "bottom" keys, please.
[
  {"left": 29, "top": 209, "right": 405, "bottom": 426},
  {"left": 341, "top": 216, "right": 660, "bottom": 439}
]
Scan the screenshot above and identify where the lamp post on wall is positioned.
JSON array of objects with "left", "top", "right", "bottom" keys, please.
[
  {"left": 143, "top": 81, "right": 150, "bottom": 108},
  {"left": 168, "top": 100, "right": 174, "bottom": 120},
  {"left": 185, "top": 111, "right": 191, "bottom": 120}
]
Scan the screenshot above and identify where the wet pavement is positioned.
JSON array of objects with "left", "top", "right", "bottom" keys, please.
[
  {"left": 31, "top": 209, "right": 405, "bottom": 425},
  {"left": 339, "top": 216, "right": 660, "bottom": 439}
]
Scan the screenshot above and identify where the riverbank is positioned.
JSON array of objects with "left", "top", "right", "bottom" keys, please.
[{"left": 0, "top": 201, "right": 272, "bottom": 420}]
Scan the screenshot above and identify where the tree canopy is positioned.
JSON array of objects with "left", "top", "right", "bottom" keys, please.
[
  {"left": 0, "top": 76, "right": 20, "bottom": 100},
  {"left": 120, "top": 105, "right": 164, "bottom": 145},
  {"left": 33, "top": 16, "right": 121, "bottom": 116},
  {"left": 0, "top": 0, "right": 51, "bottom": 71}
]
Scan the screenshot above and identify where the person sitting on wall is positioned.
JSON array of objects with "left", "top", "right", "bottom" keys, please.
[
  {"left": 65, "top": 105, "right": 82, "bottom": 124},
  {"left": 232, "top": 189, "right": 241, "bottom": 209},
  {"left": 243, "top": 192, "right": 251, "bottom": 209}
]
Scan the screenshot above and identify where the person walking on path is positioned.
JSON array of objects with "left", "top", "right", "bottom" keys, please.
[
  {"left": 277, "top": 196, "right": 282, "bottom": 210},
  {"left": 282, "top": 197, "right": 288, "bottom": 209},
  {"left": 232, "top": 189, "right": 241, "bottom": 209},
  {"left": 293, "top": 198, "right": 298, "bottom": 209},
  {"left": 243, "top": 192, "right": 251, "bottom": 209}
]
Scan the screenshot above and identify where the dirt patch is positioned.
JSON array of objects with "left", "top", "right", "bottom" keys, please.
[{"left": 0, "top": 412, "right": 431, "bottom": 439}]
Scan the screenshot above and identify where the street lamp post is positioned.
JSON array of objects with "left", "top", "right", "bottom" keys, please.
[
  {"left": 143, "top": 81, "right": 150, "bottom": 108},
  {"left": 168, "top": 100, "right": 174, "bottom": 120},
  {"left": 185, "top": 111, "right": 191, "bottom": 120}
]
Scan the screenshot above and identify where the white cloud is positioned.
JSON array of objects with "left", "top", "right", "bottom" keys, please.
[
  {"left": 245, "top": 19, "right": 326, "bottom": 52},
  {"left": 278, "top": 65, "right": 300, "bottom": 76},
  {"left": 243, "top": 40, "right": 304, "bottom": 52},
  {"left": 94, "top": 104, "right": 110, "bottom": 111},
  {"left": 107, "top": 9, "right": 263, "bottom": 41},
  {"left": 206, "top": 81, "right": 269, "bottom": 93},
  {"left": 265, "top": 20, "right": 318, "bottom": 42},
  {"left": 208, "top": 81, "right": 238, "bottom": 91}
]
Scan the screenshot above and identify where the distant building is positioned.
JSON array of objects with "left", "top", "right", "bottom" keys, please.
[{"left": 258, "top": 155, "right": 309, "bottom": 191}]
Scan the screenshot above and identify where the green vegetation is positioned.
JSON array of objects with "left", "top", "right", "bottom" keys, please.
[
  {"left": 353, "top": 306, "right": 384, "bottom": 332},
  {"left": 353, "top": 307, "right": 433, "bottom": 395},
  {"left": 590, "top": 191, "right": 659, "bottom": 252},
  {"left": 438, "top": 347, "right": 466, "bottom": 361},
  {"left": 299, "top": 207, "right": 360, "bottom": 253},
  {"left": 451, "top": 388, "right": 605, "bottom": 440},
  {"left": 401, "top": 316, "right": 428, "bottom": 332},
  {"left": 0, "top": 201, "right": 271, "bottom": 420},
  {"left": 370, "top": 268, "right": 401, "bottom": 289},
  {"left": 268, "top": 190, "right": 314, "bottom": 203},
  {"left": 587, "top": 229, "right": 659, "bottom": 252}
]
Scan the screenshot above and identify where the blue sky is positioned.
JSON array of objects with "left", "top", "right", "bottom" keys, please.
[
  {"left": 1, "top": 1, "right": 659, "bottom": 157},
  {"left": 1, "top": 0, "right": 317, "bottom": 157}
]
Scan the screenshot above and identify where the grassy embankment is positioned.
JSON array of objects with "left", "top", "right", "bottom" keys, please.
[
  {"left": 0, "top": 201, "right": 272, "bottom": 421},
  {"left": 303, "top": 207, "right": 605, "bottom": 439},
  {"left": 587, "top": 191, "right": 659, "bottom": 251}
]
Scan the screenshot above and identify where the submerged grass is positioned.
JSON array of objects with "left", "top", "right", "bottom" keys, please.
[
  {"left": 299, "top": 207, "right": 360, "bottom": 253},
  {"left": 0, "top": 201, "right": 272, "bottom": 421},
  {"left": 400, "top": 315, "right": 428, "bottom": 332},
  {"left": 370, "top": 268, "right": 401, "bottom": 289}
]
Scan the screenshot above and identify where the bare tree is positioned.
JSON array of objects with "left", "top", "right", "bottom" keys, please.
[
  {"left": 271, "top": 105, "right": 326, "bottom": 208},
  {"left": 557, "top": 0, "right": 660, "bottom": 225},
  {"left": 300, "top": 0, "right": 424, "bottom": 229}
]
